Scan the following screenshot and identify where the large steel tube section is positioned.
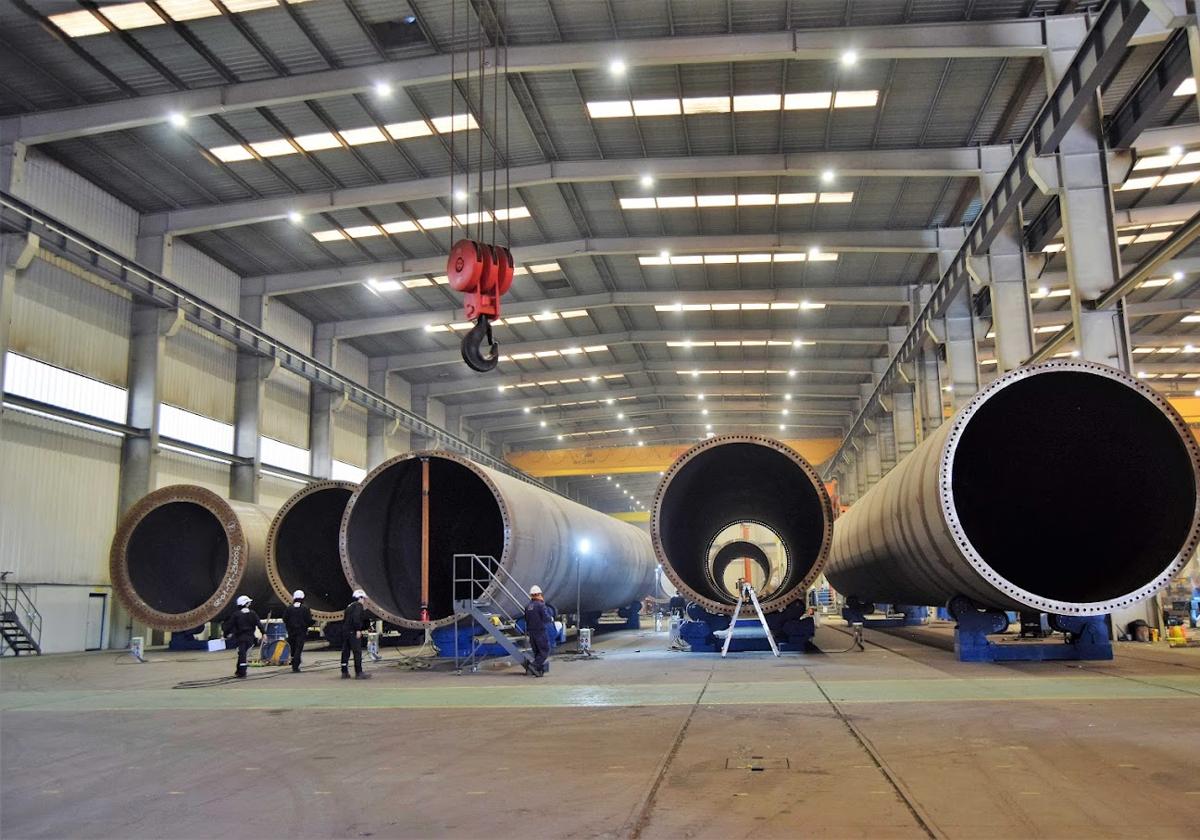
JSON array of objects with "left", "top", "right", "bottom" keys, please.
[
  {"left": 110, "top": 485, "right": 277, "bottom": 631},
  {"left": 827, "top": 361, "right": 1200, "bottom": 615},
  {"left": 339, "top": 451, "right": 657, "bottom": 629},
  {"left": 651, "top": 435, "right": 834, "bottom": 614},
  {"left": 266, "top": 480, "right": 357, "bottom": 622}
]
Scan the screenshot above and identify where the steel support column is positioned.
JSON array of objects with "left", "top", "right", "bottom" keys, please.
[
  {"left": 366, "top": 363, "right": 395, "bottom": 470},
  {"left": 410, "top": 384, "right": 430, "bottom": 450},
  {"left": 309, "top": 332, "right": 337, "bottom": 479},
  {"left": 0, "top": 233, "right": 37, "bottom": 435},
  {"left": 1041, "top": 16, "right": 1131, "bottom": 371},
  {"left": 977, "top": 146, "right": 1035, "bottom": 371},
  {"left": 231, "top": 293, "right": 271, "bottom": 503}
]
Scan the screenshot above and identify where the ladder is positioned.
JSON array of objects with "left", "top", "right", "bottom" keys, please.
[
  {"left": 451, "top": 554, "right": 533, "bottom": 674},
  {"left": 1, "top": 583, "right": 42, "bottom": 656},
  {"left": 719, "top": 583, "right": 779, "bottom": 658}
]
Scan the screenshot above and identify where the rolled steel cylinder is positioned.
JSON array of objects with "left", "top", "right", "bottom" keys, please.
[
  {"left": 110, "top": 485, "right": 276, "bottom": 631},
  {"left": 651, "top": 435, "right": 834, "bottom": 614},
  {"left": 340, "top": 451, "right": 657, "bottom": 629},
  {"left": 827, "top": 361, "right": 1200, "bottom": 615},
  {"left": 266, "top": 480, "right": 357, "bottom": 622}
]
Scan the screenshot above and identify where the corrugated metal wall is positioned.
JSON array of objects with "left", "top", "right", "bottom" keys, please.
[
  {"left": 0, "top": 412, "right": 121, "bottom": 585},
  {"left": 9, "top": 257, "right": 131, "bottom": 387},
  {"left": 155, "top": 449, "right": 231, "bottom": 495},
  {"left": 170, "top": 241, "right": 240, "bottom": 313},
  {"left": 161, "top": 325, "right": 236, "bottom": 423},
  {"left": 18, "top": 150, "right": 139, "bottom": 257},
  {"left": 262, "top": 301, "right": 312, "bottom": 448},
  {"left": 259, "top": 475, "right": 304, "bottom": 510},
  {"left": 334, "top": 405, "right": 367, "bottom": 466}
]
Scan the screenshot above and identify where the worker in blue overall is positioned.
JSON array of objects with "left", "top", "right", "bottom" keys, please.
[
  {"left": 283, "top": 590, "right": 313, "bottom": 673},
  {"left": 340, "top": 589, "right": 372, "bottom": 680},
  {"left": 523, "top": 585, "right": 554, "bottom": 677},
  {"left": 224, "top": 595, "right": 264, "bottom": 678}
]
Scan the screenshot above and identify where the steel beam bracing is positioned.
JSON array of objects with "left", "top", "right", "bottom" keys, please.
[
  {"left": 825, "top": 0, "right": 1153, "bottom": 480},
  {"left": 249, "top": 231, "right": 947, "bottom": 296},
  {"left": 340, "top": 451, "right": 657, "bottom": 630},
  {"left": 143, "top": 149, "right": 999, "bottom": 236},
  {"left": 826, "top": 362, "right": 1200, "bottom": 615},
  {"left": 651, "top": 436, "right": 833, "bottom": 616},
  {"left": 330, "top": 287, "right": 913, "bottom": 340},
  {"left": 1, "top": 17, "right": 1118, "bottom": 146},
  {"left": 110, "top": 485, "right": 279, "bottom": 631}
]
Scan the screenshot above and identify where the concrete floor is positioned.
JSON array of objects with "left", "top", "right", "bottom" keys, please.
[{"left": 2, "top": 620, "right": 1198, "bottom": 839}]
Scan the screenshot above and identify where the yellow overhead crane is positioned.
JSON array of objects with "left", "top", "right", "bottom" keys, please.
[{"left": 506, "top": 438, "right": 841, "bottom": 477}]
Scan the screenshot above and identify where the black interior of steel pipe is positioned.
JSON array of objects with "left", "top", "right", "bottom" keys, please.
[
  {"left": 710, "top": 541, "right": 772, "bottom": 595},
  {"left": 951, "top": 371, "right": 1197, "bottom": 604},
  {"left": 126, "top": 502, "right": 229, "bottom": 614},
  {"left": 344, "top": 458, "right": 504, "bottom": 624},
  {"left": 275, "top": 487, "right": 354, "bottom": 614},
  {"left": 659, "top": 443, "right": 827, "bottom": 607}
]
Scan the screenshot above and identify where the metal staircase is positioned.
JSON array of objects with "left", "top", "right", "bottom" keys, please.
[
  {"left": 1, "top": 583, "right": 42, "bottom": 656},
  {"left": 451, "top": 553, "right": 533, "bottom": 674}
]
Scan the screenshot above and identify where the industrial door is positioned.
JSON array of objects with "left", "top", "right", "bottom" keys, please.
[{"left": 85, "top": 593, "right": 106, "bottom": 651}]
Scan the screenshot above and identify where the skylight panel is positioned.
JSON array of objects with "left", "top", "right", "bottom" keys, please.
[
  {"left": 697, "top": 195, "right": 736, "bottom": 207},
  {"left": 99, "top": 3, "right": 161, "bottom": 30},
  {"left": 737, "top": 194, "right": 775, "bottom": 206},
  {"left": 656, "top": 196, "right": 696, "bottom": 208},
  {"left": 209, "top": 144, "right": 253, "bottom": 162},
  {"left": 819, "top": 192, "right": 855, "bottom": 203},
  {"left": 385, "top": 121, "right": 433, "bottom": 140},
  {"left": 778, "top": 193, "right": 816, "bottom": 204},
  {"left": 294, "top": 132, "right": 341, "bottom": 151},
  {"left": 430, "top": 114, "right": 478, "bottom": 133},
  {"left": 312, "top": 230, "right": 346, "bottom": 242},
  {"left": 344, "top": 225, "right": 383, "bottom": 239},
  {"left": 587, "top": 101, "right": 634, "bottom": 119},
  {"left": 249, "top": 139, "right": 297, "bottom": 157},
  {"left": 784, "top": 92, "right": 832, "bottom": 110},
  {"left": 49, "top": 10, "right": 110, "bottom": 36},
  {"left": 682, "top": 97, "right": 731, "bottom": 114},
  {"left": 620, "top": 197, "right": 657, "bottom": 209},
  {"left": 834, "top": 90, "right": 880, "bottom": 108},
  {"left": 381, "top": 220, "right": 418, "bottom": 234},
  {"left": 159, "top": 0, "right": 220, "bottom": 21},
  {"left": 339, "top": 126, "right": 388, "bottom": 146},
  {"left": 733, "top": 94, "right": 781, "bottom": 112},
  {"left": 632, "top": 99, "right": 682, "bottom": 117}
]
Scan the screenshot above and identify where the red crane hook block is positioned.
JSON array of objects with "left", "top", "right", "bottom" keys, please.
[{"left": 448, "top": 239, "right": 515, "bottom": 372}]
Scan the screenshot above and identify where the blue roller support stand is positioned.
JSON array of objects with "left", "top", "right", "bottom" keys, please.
[
  {"left": 677, "top": 602, "right": 815, "bottom": 652},
  {"left": 952, "top": 600, "right": 1112, "bottom": 662},
  {"left": 841, "top": 600, "right": 928, "bottom": 628}
]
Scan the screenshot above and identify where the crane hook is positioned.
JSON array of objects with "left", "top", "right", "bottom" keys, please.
[{"left": 461, "top": 316, "right": 500, "bottom": 372}]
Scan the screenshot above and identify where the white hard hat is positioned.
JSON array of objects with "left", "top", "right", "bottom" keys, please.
[
  {"left": 236, "top": 595, "right": 252, "bottom": 607},
  {"left": 352, "top": 589, "right": 366, "bottom": 600},
  {"left": 292, "top": 590, "right": 305, "bottom": 600},
  {"left": 529, "top": 585, "right": 543, "bottom": 595}
]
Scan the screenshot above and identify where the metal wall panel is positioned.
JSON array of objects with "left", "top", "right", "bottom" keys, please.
[
  {"left": 9, "top": 258, "right": 131, "bottom": 387},
  {"left": 262, "top": 372, "right": 309, "bottom": 448},
  {"left": 258, "top": 474, "right": 305, "bottom": 510},
  {"left": 18, "top": 150, "right": 139, "bottom": 257},
  {"left": 160, "top": 324, "right": 236, "bottom": 423},
  {"left": 333, "top": 404, "right": 367, "bottom": 466},
  {"left": 155, "top": 447, "right": 231, "bottom": 495},
  {"left": 260, "top": 300, "right": 312, "bottom": 448},
  {"left": 263, "top": 300, "right": 312, "bottom": 353},
  {"left": 169, "top": 241, "right": 240, "bottom": 313},
  {"left": 335, "top": 341, "right": 368, "bottom": 385},
  {"left": 0, "top": 412, "right": 121, "bottom": 585}
]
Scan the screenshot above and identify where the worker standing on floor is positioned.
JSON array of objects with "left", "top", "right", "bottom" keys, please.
[
  {"left": 340, "top": 589, "right": 372, "bottom": 680},
  {"left": 283, "top": 590, "right": 312, "bottom": 673},
  {"left": 225, "top": 595, "right": 264, "bottom": 679},
  {"left": 524, "top": 585, "right": 554, "bottom": 677}
]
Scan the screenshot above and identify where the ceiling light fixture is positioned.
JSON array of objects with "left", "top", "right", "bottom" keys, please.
[
  {"left": 840, "top": 50, "right": 858, "bottom": 66},
  {"left": 168, "top": 112, "right": 187, "bottom": 128},
  {"left": 641, "top": 174, "right": 655, "bottom": 188},
  {"left": 609, "top": 58, "right": 626, "bottom": 76},
  {"left": 821, "top": 169, "right": 835, "bottom": 183},
  {"left": 287, "top": 210, "right": 303, "bottom": 224},
  {"left": 374, "top": 81, "right": 393, "bottom": 97}
]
